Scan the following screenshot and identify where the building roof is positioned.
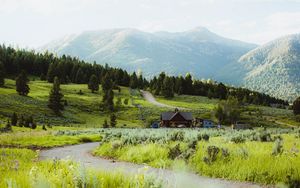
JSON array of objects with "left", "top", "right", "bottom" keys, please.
[{"left": 161, "top": 111, "right": 193, "bottom": 121}]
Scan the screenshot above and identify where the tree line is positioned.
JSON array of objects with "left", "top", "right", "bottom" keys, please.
[
  {"left": 149, "top": 72, "right": 288, "bottom": 106},
  {"left": 0, "top": 44, "right": 149, "bottom": 89},
  {"left": 0, "top": 44, "right": 289, "bottom": 108}
]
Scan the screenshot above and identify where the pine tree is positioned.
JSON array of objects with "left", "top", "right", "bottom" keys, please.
[
  {"left": 161, "top": 77, "right": 174, "bottom": 98},
  {"left": 47, "top": 63, "right": 57, "bottom": 82},
  {"left": 184, "top": 73, "right": 193, "bottom": 95},
  {"left": 103, "top": 119, "right": 109, "bottom": 128},
  {"left": 106, "top": 89, "right": 114, "bottom": 111},
  {"left": 16, "top": 70, "right": 30, "bottom": 96},
  {"left": 0, "top": 61, "right": 5, "bottom": 87},
  {"left": 75, "top": 68, "right": 85, "bottom": 84},
  {"left": 40, "top": 73, "right": 47, "bottom": 81},
  {"left": 110, "top": 113, "right": 117, "bottom": 127},
  {"left": 11, "top": 112, "right": 18, "bottom": 126},
  {"left": 48, "top": 77, "right": 64, "bottom": 115},
  {"left": 129, "top": 72, "right": 138, "bottom": 89},
  {"left": 88, "top": 74, "right": 99, "bottom": 93},
  {"left": 101, "top": 73, "right": 113, "bottom": 92},
  {"left": 293, "top": 97, "right": 300, "bottom": 115},
  {"left": 18, "top": 115, "right": 24, "bottom": 127}
]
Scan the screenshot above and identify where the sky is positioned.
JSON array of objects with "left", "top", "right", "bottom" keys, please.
[{"left": 1, "top": 0, "right": 300, "bottom": 48}]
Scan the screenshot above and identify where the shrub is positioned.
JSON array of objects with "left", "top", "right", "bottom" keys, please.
[
  {"left": 230, "top": 134, "right": 246, "bottom": 144},
  {"left": 79, "top": 136, "right": 93, "bottom": 143},
  {"left": 203, "top": 146, "right": 220, "bottom": 164},
  {"left": 202, "top": 134, "right": 210, "bottom": 141},
  {"left": 257, "top": 131, "right": 272, "bottom": 142},
  {"left": 188, "top": 139, "right": 197, "bottom": 149},
  {"left": 170, "top": 131, "right": 185, "bottom": 141},
  {"left": 221, "top": 148, "right": 230, "bottom": 158},
  {"left": 111, "top": 140, "right": 123, "bottom": 150},
  {"left": 181, "top": 148, "right": 195, "bottom": 161},
  {"left": 168, "top": 144, "right": 181, "bottom": 160},
  {"left": 272, "top": 137, "right": 283, "bottom": 156}
]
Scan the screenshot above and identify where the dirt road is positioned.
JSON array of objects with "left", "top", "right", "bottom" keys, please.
[
  {"left": 141, "top": 90, "right": 188, "bottom": 110},
  {"left": 40, "top": 142, "right": 262, "bottom": 188}
]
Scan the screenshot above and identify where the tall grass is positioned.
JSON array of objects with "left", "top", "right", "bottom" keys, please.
[
  {"left": 93, "top": 128, "right": 300, "bottom": 186},
  {"left": 0, "top": 148, "right": 163, "bottom": 188}
]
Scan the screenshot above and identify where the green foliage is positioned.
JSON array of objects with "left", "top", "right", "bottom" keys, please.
[
  {"left": 0, "top": 148, "right": 160, "bottom": 188},
  {"left": 48, "top": 77, "right": 64, "bottom": 115},
  {"left": 110, "top": 114, "right": 117, "bottom": 128},
  {"left": 129, "top": 72, "right": 138, "bottom": 89},
  {"left": 161, "top": 76, "right": 174, "bottom": 98},
  {"left": 0, "top": 61, "right": 5, "bottom": 87},
  {"left": 16, "top": 70, "right": 30, "bottom": 96},
  {"left": 103, "top": 119, "right": 109, "bottom": 128},
  {"left": 88, "top": 74, "right": 99, "bottom": 93},
  {"left": 214, "top": 96, "right": 241, "bottom": 124},
  {"left": 11, "top": 112, "right": 18, "bottom": 126},
  {"left": 293, "top": 97, "right": 300, "bottom": 115},
  {"left": 272, "top": 137, "right": 283, "bottom": 156},
  {"left": 168, "top": 144, "right": 181, "bottom": 160}
]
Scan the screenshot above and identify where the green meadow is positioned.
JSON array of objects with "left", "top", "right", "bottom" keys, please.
[{"left": 1, "top": 79, "right": 300, "bottom": 187}]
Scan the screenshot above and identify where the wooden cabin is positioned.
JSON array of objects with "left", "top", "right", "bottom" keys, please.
[{"left": 160, "top": 109, "right": 193, "bottom": 128}]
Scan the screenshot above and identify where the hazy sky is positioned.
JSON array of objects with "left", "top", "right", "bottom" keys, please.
[{"left": 1, "top": 0, "right": 300, "bottom": 48}]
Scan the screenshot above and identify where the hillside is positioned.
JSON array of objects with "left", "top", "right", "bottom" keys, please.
[
  {"left": 39, "top": 27, "right": 257, "bottom": 81},
  {"left": 237, "top": 34, "right": 300, "bottom": 102},
  {"left": 0, "top": 79, "right": 299, "bottom": 128}
]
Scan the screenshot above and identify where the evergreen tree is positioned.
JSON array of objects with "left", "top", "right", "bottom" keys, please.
[
  {"left": 129, "top": 72, "right": 138, "bottom": 89},
  {"left": 110, "top": 113, "right": 117, "bottom": 127},
  {"left": 293, "top": 97, "right": 300, "bottom": 115},
  {"left": 103, "top": 119, "right": 109, "bottom": 128},
  {"left": 16, "top": 70, "right": 30, "bottom": 96},
  {"left": 48, "top": 77, "right": 64, "bottom": 115},
  {"left": 0, "top": 61, "right": 5, "bottom": 87},
  {"left": 175, "top": 76, "right": 184, "bottom": 95},
  {"left": 101, "top": 73, "right": 113, "bottom": 92},
  {"left": 11, "top": 112, "right": 18, "bottom": 126},
  {"left": 88, "top": 74, "right": 99, "bottom": 93},
  {"left": 161, "top": 76, "right": 174, "bottom": 98},
  {"left": 184, "top": 73, "right": 193, "bottom": 95},
  {"left": 46, "top": 63, "right": 57, "bottom": 82},
  {"left": 18, "top": 115, "right": 24, "bottom": 127},
  {"left": 106, "top": 89, "right": 114, "bottom": 111},
  {"left": 75, "top": 68, "right": 85, "bottom": 84},
  {"left": 40, "top": 73, "right": 47, "bottom": 81}
]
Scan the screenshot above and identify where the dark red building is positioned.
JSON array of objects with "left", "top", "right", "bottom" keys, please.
[{"left": 160, "top": 109, "right": 193, "bottom": 127}]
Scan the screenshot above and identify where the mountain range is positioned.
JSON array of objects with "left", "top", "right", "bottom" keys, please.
[{"left": 39, "top": 27, "right": 300, "bottom": 102}]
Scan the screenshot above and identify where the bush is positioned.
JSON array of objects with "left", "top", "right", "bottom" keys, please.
[
  {"left": 202, "top": 134, "right": 210, "bottom": 141},
  {"left": 181, "top": 148, "right": 195, "bottom": 161},
  {"left": 203, "top": 146, "right": 220, "bottom": 164},
  {"left": 79, "top": 136, "right": 93, "bottom": 143},
  {"left": 230, "top": 134, "right": 246, "bottom": 143},
  {"left": 256, "top": 131, "right": 272, "bottom": 142},
  {"left": 170, "top": 131, "right": 185, "bottom": 141},
  {"left": 272, "top": 137, "right": 283, "bottom": 156},
  {"left": 111, "top": 140, "right": 123, "bottom": 150},
  {"left": 168, "top": 144, "right": 181, "bottom": 160},
  {"left": 188, "top": 139, "right": 198, "bottom": 149}
]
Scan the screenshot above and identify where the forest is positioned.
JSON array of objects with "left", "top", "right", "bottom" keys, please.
[{"left": 0, "top": 44, "right": 288, "bottom": 107}]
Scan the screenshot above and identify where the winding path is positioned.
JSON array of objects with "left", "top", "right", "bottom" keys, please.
[
  {"left": 141, "top": 90, "right": 188, "bottom": 110},
  {"left": 40, "top": 142, "right": 263, "bottom": 188}
]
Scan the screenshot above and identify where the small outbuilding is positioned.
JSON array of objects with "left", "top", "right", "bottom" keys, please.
[{"left": 160, "top": 109, "right": 193, "bottom": 128}]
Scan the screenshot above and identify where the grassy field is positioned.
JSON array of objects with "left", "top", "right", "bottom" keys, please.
[
  {"left": 93, "top": 128, "right": 300, "bottom": 186},
  {"left": 1, "top": 79, "right": 299, "bottom": 128},
  {"left": 0, "top": 126, "right": 102, "bottom": 148},
  {"left": 0, "top": 148, "right": 162, "bottom": 188},
  {"left": 0, "top": 79, "right": 146, "bottom": 128}
]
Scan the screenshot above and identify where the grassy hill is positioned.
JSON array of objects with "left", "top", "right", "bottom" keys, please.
[{"left": 0, "top": 79, "right": 299, "bottom": 128}]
